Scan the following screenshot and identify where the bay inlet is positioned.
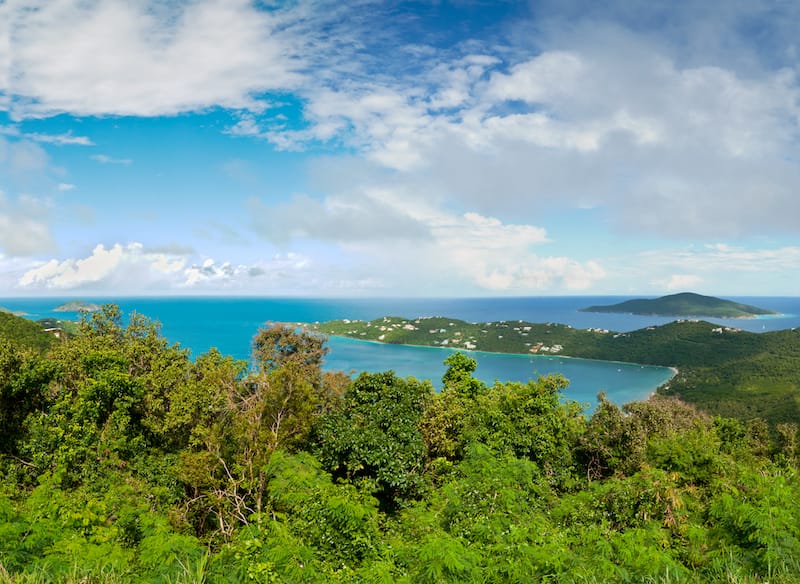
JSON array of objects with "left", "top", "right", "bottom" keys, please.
[
  {"left": 6, "top": 295, "right": 794, "bottom": 408},
  {"left": 324, "top": 335, "right": 675, "bottom": 408}
]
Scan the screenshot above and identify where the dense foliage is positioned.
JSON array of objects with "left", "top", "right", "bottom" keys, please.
[
  {"left": 0, "top": 311, "right": 55, "bottom": 353},
  {"left": 0, "top": 307, "right": 799, "bottom": 582}
]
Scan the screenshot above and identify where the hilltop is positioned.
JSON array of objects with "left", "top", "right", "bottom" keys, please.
[
  {"left": 579, "top": 292, "right": 778, "bottom": 318},
  {"left": 0, "top": 311, "right": 57, "bottom": 352}
]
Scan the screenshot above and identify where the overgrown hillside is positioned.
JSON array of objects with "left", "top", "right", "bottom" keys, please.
[
  {"left": 0, "top": 312, "right": 56, "bottom": 353},
  {"left": 0, "top": 305, "right": 799, "bottom": 582}
]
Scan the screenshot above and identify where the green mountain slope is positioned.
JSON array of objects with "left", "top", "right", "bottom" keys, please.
[
  {"left": 0, "top": 312, "right": 56, "bottom": 352},
  {"left": 580, "top": 292, "right": 777, "bottom": 318}
]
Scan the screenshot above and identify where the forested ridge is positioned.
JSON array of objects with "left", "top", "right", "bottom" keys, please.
[{"left": 1, "top": 306, "right": 800, "bottom": 582}]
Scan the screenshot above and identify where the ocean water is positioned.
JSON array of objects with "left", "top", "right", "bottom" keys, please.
[{"left": 4, "top": 296, "right": 799, "bottom": 408}]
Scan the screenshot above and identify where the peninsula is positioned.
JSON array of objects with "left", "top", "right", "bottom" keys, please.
[
  {"left": 579, "top": 292, "right": 777, "bottom": 318},
  {"left": 309, "top": 315, "right": 800, "bottom": 425}
]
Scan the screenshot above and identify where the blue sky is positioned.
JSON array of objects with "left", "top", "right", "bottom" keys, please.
[{"left": 2, "top": 0, "right": 800, "bottom": 297}]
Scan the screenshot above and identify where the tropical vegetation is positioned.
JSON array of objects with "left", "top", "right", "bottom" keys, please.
[{"left": 0, "top": 306, "right": 799, "bottom": 582}]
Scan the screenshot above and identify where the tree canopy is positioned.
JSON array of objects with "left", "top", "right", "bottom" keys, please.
[{"left": 0, "top": 305, "right": 798, "bottom": 582}]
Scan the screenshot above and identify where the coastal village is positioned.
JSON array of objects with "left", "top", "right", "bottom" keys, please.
[
  {"left": 312, "top": 315, "right": 576, "bottom": 355},
  {"left": 309, "top": 314, "right": 759, "bottom": 370}
]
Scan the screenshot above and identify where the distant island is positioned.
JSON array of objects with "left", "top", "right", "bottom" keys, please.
[
  {"left": 53, "top": 300, "right": 101, "bottom": 313},
  {"left": 579, "top": 292, "right": 778, "bottom": 318},
  {"left": 0, "top": 306, "right": 27, "bottom": 317}
]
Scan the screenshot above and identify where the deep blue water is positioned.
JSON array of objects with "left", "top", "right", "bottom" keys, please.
[{"left": 4, "top": 296, "right": 799, "bottom": 408}]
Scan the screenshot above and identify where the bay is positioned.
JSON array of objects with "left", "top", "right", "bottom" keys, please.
[{"left": 3, "top": 295, "right": 798, "bottom": 407}]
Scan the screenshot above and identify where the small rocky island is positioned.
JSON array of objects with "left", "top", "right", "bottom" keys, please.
[
  {"left": 579, "top": 292, "right": 777, "bottom": 319},
  {"left": 54, "top": 300, "right": 101, "bottom": 313}
]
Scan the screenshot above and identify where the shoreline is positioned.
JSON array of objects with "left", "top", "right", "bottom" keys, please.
[
  {"left": 321, "top": 331, "right": 677, "bottom": 375},
  {"left": 580, "top": 310, "right": 783, "bottom": 320}
]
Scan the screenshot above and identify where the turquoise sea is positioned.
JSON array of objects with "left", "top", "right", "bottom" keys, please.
[{"left": 4, "top": 296, "right": 800, "bottom": 408}]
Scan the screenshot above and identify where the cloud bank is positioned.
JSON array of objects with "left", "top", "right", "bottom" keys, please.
[{"left": 3, "top": 1, "right": 800, "bottom": 294}]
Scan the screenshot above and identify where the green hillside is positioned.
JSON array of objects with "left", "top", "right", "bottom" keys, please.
[
  {"left": 310, "top": 316, "right": 800, "bottom": 425},
  {"left": 0, "top": 311, "right": 56, "bottom": 353},
  {"left": 0, "top": 306, "right": 799, "bottom": 582},
  {"left": 580, "top": 292, "right": 777, "bottom": 318}
]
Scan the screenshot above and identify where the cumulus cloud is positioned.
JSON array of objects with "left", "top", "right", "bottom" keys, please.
[
  {"left": 16, "top": 242, "right": 338, "bottom": 294},
  {"left": 8, "top": 1, "right": 799, "bottom": 244},
  {"left": 183, "top": 253, "right": 311, "bottom": 289},
  {"left": 2, "top": 0, "right": 308, "bottom": 119},
  {"left": 228, "top": 2, "right": 800, "bottom": 241},
  {"left": 6, "top": 1, "right": 800, "bottom": 294},
  {"left": 249, "top": 186, "right": 604, "bottom": 294},
  {"left": 410, "top": 209, "right": 605, "bottom": 293},
  {"left": 19, "top": 243, "right": 186, "bottom": 290}
]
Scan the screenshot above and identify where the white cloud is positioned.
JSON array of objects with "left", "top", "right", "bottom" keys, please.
[
  {"left": 250, "top": 185, "right": 604, "bottom": 294},
  {"left": 184, "top": 258, "right": 239, "bottom": 287},
  {"left": 3, "top": 0, "right": 304, "bottom": 118},
  {"left": 227, "top": 6, "right": 800, "bottom": 241},
  {"left": 15, "top": 242, "right": 341, "bottom": 294},
  {"left": 27, "top": 131, "right": 93, "bottom": 146},
  {"left": 6, "top": 1, "right": 800, "bottom": 295},
  {"left": 413, "top": 209, "right": 604, "bottom": 293},
  {"left": 486, "top": 51, "right": 586, "bottom": 104},
  {"left": 10, "top": 1, "right": 800, "bottom": 244},
  {"left": 57, "top": 183, "right": 76, "bottom": 191},
  {"left": 18, "top": 243, "right": 185, "bottom": 289},
  {"left": 90, "top": 154, "right": 132, "bottom": 165},
  {"left": 0, "top": 125, "right": 94, "bottom": 146}
]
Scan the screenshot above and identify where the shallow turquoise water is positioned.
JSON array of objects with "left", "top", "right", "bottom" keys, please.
[
  {"left": 325, "top": 336, "right": 674, "bottom": 408},
  {"left": 4, "top": 295, "right": 797, "bottom": 407}
]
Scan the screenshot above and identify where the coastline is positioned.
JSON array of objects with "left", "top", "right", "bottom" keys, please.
[
  {"left": 321, "top": 332, "right": 677, "bottom": 375},
  {"left": 581, "top": 310, "right": 783, "bottom": 320}
]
